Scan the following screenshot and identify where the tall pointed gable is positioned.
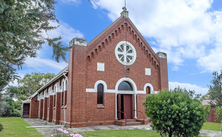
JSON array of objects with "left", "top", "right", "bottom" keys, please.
[{"left": 86, "top": 9, "right": 160, "bottom": 67}]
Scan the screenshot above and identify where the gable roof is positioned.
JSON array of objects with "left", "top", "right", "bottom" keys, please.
[{"left": 87, "top": 15, "right": 160, "bottom": 64}]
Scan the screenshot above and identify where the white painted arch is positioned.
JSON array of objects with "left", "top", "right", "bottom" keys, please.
[
  {"left": 94, "top": 80, "right": 108, "bottom": 92},
  {"left": 115, "top": 77, "right": 138, "bottom": 119},
  {"left": 144, "top": 83, "right": 154, "bottom": 94}
]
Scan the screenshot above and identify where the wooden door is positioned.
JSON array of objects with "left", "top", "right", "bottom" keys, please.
[
  {"left": 123, "top": 95, "right": 132, "bottom": 119},
  {"left": 23, "top": 104, "right": 30, "bottom": 116}
]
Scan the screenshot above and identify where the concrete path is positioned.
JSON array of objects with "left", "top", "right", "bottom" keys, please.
[{"left": 24, "top": 118, "right": 221, "bottom": 137}]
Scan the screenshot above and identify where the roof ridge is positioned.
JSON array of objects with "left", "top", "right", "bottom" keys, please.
[{"left": 88, "top": 16, "right": 124, "bottom": 46}]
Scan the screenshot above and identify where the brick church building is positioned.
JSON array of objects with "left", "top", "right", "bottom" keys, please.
[{"left": 28, "top": 8, "right": 168, "bottom": 127}]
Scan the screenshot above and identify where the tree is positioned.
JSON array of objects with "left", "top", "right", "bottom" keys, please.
[
  {"left": 0, "top": 96, "right": 21, "bottom": 117},
  {"left": 215, "top": 106, "right": 222, "bottom": 122},
  {"left": 143, "top": 88, "right": 210, "bottom": 137},
  {"left": 18, "top": 72, "right": 55, "bottom": 99},
  {"left": 0, "top": 72, "right": 55, "bottom": 117},
  {"left": 0, "top": 0, "right": 69, "bottom": 91},
  {"left": 4, "top": 86, "right": 20, "bottom": 99},
  {"left": 207, "top": 70, "right": 222, "bottom": 107}
]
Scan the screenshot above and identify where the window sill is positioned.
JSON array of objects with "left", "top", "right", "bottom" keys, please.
[{"left": 97, "top": 105, "right": 105, "bottom": 109}]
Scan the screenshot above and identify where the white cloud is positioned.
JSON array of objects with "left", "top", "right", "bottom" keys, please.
[
  {"left": 42, "top": 21, "right": 84, "bottom": 46},
  {"left": 90, "top": 0, "right": 222, "bottom": 72},
  {"left": 61, "top": 0, "right": 81, "bottom": 4},
  {"left": 25, "top": 57, "right": 68, "bottom": 71},
  {"left": 8, "top": 73, "right": 25, "bottom": 87},
  {"left": 169, "top": 81, "right": 208, "bottom": 95}
]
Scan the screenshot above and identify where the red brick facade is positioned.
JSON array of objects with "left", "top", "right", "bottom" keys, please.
[
  {"left": 29, "top": 95, "right": 39, "bottom": 118},
  {"left": 29, "top": 12, "right": 168, "bottom": 127}
]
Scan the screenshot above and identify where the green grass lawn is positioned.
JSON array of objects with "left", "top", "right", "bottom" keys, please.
[
  {"left": 84, "top": 130, "right": 161, "bottom": 137},
  {"left": 0, "top": 117, "right": 220, "bottom": 137},
  {"left": 201, "top": 122, "right": 221, "bottom": 131},
  {"left": 0, "top": 117, "right": 43, "bottom": 137}
]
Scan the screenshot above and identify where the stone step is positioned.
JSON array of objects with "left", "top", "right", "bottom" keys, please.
[{"left": 126, "top": 121, "right": 142, "bottom": 126}]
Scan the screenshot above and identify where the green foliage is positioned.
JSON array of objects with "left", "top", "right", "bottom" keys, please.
[
  {"left": 4, "top": 86, "right": 20, "bottom": 99},
  {"left": 215, "top": 106, "right": 222, "bottom": 122},
  {"left": 0, "top": 72, "right": 55, "bottom": 117},
  {"left": 0, "top": 0, "right": 69, "bottom": 92},
  {"left": 207, "top": 70, "right": 222, "bottom": 106},
  {"left": 18, "top": 72, "right": 55, "bottom": 98},
  {"left": 143, "top": 88, "right": 210, "bottom": 137},
  {"left": 0, "top": 97, "right": 21, "bottom": 117},
  {"left": 0, "top": 124, "right": 3, "bottom": 131},
  {"left": 13, "top": 101, "right": 22, "bottom": 110}
]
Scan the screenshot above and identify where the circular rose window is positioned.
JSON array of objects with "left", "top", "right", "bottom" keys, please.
[{"left": 115, "top": 41, "right": 136, "bottom": 66}]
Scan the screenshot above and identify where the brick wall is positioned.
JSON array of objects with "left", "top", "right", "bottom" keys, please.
[
  {"left": 43, "top": 97, "right": 48, "bottom": 120},
  {"left": 53, "top": 92, "right": 62, "bottom": 124},
  {"left": 47, "top": 95, "right": 53, "bottom": 122},
  {"left": 159, "top": 58, "right": 169, "bottom": 90},
  {"left": 137, "top": 94, "right": 146, "bottom": 119},
  {"left": 29, "top": 95, "right": 39, "bottom": 118},
  {"left": 39, "top": 99, "right": 43, "bottom": 119}
]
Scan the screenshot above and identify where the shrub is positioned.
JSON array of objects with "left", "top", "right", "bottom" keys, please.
[
  {"left": 143, "top": 88, "right": 210, "bottom": 137},
  {"left": 0, "top": 124, "right": 3, "bottom": 131},
  {"left": 215, "top": 106, "right": 222, "bottom": 122}
]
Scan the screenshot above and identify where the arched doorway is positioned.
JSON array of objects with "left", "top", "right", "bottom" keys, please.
[{"left": 117, "top": 81, "right": 133, "bottom": 120}]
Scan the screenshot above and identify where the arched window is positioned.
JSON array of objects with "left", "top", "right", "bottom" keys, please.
[
  {"left": 146, "top": 86, "right": 151, "bottom": 94},
  {"left": 97, "top": 84, "right": 104, "bottom": 105},
  {"left": 118, "top": 81, "right": 133, "bottom": 91}
]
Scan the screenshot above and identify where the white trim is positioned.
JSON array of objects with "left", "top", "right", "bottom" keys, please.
[
  {"left": 106, "top": 89, "right": 116, "bottom": 93},
  {"left": 145, "top": 68, "right": 151, "bottom": 76},
  {"left": 94, "top": 80, "right": 107, "bottom": 92},
  {"left": 44, "top": 90, "right": 49, "bottom": 98},
  {"left": 137, "top": 90, "right": 146, "bottom": 94},
  {"left": 115, "top": 41, "right": 137, "bottom": 66},
  {"left": 86, "top": 80, "right": 108, "bottom": 93},
  {"left": 49, "top": 87, "right": 53, "bottom": 96},
  {"left": 65, "top": 79, "right": 68, "bottom": 91},
  {"left": 144, "top": 83, "right": 154, "bottom": 94},
  {"left": 115, "top": 77, "right": 137, "bottom": 92},
  {"left": 86, "top": 88, "right": 96, "bottom": 92},
  {"left": 97, "top": 62, "right": 105, "bottom": 71},
  {"left": 53, "top": 84, "right": 57, "bottom": 95},
  {"left": 62, "top": 79, "right": 65, "bottom": 92},
  {"left": 115, "top": 77, "right": 137, "bottom": 119}
]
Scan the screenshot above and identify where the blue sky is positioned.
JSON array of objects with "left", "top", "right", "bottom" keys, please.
[{"left": 14, "top": 0, "right": 222, "bottom": 96}]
